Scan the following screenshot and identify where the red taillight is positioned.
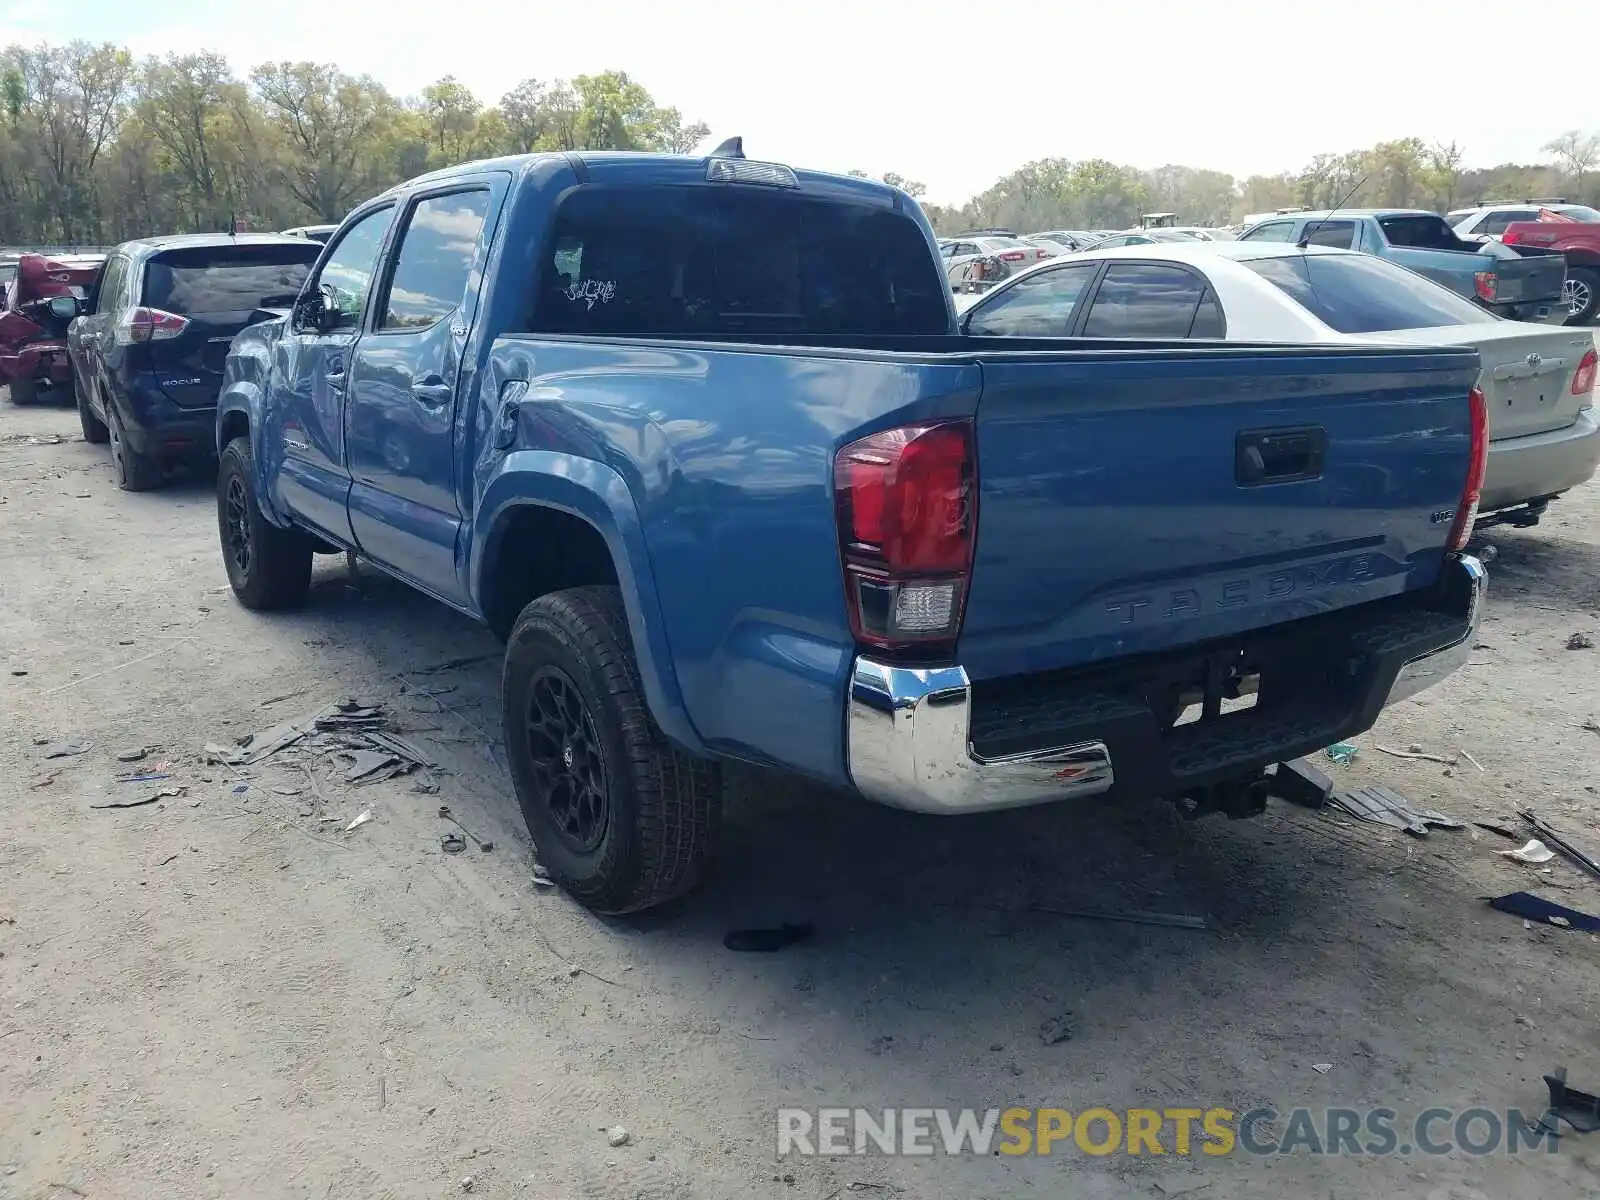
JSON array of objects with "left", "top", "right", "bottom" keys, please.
[
  {"left": 115, "top": 306, "right": 189, "bottom": 345},
  {"left": 834, "top": 421, "right": 976, "bottom": 652},
  {"left": 1472, "top": 272, "right": 1496, "bottom": 303},
  {"left": 1000, "top": 251, "right": 1026, "bottom": 261},
  {"left": 1034, "top": 249, "right": 1048, "bottom": 259},
  {"left": 1572, "top": 348, "right": 1597, "bottom": 397},
  {"left": 1446, "top": 386, "right": 1488, "bottom": 552}
]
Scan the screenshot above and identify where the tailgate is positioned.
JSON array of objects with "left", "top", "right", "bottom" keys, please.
[
  {"left": 958, "top": 345, "right": 1480, "bottom": 681},
  {"left": 1483, "top": 246, "right": 1566, "bottom": 304}
]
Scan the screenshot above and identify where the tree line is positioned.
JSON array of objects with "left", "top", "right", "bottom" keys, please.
[
  {"left": 0, "top": 41, "right": 709, "bottom": 245},
  {"left": 912, "top": 132, "right": 1600, "bottom": 234},
  {"left": 2, "top": 40, "right": 1597, "bottom": 247}
]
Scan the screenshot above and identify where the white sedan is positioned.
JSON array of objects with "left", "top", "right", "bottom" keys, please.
[{"left": 958, "top": 242, "right": 1600, "bottom": 520}]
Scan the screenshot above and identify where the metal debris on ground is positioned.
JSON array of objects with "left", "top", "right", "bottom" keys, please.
[
  {"left": 1487, "top": 892, "right": 1600, "bottom": 933},
  {"left": 1540, "top": 1067, "right": 1600, "bottom": 1135},
  {"left": 1329, "top": 785, "right": 1463, "bottom": 837},
  {"left": 344, "top": 810, "right": 374, "bottom": 834},
  {"left": 1499, "top": 839, "right": 1556, "bottom": 865},
  {"left": 438, "top": 805, "right": 493, "bottom": 852},
  {"left": 203, "top": 697, "right": 433, "bottom": 785},
  {"left": 441, "top": 833, "right": 467, "bottom": 855},
  {"left": 531, "top": 862, "right": 557, "bottom": 888},
  {"left": 1039, "top": 1014, "right": 1073, "bottom": 1045},
  {"left": 1324, "top": 741, "right": 1359, "bottom": 765},
  {"left": 1566, "top": 632, "right": 1594, "bottom": 650},
  {"left": 1311, "top": 1063, "right": 1334, "bottom": 1074},
  {"left": 114, "top": 770, "right": 170, "bottom": 783},
  {"left": 1271, "top": 758, "right": 1332, "bottom": 809},
  {"left": 42, "top": 737, "right": 92, "bottom": 759},
  {"left": 115, "top": 747, "right": 148, "bottom": 763},
  {"left": 91, "top": 785, "right": 184, "bottom": 810},
  {"left": 723, "top": 922, "right": 814, "bottom": 952},
  {"left": 1031, "top": 903, "right": 1207, "bottom": 930},
  {"left": 1474, "top": 820, "right": 1520, "bottom": 840},
  {"left": 1518, "top": 810, "right": 1600, "bottom": 882}
]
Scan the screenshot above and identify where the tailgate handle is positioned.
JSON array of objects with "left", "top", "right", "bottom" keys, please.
[{"left": 1235, "top": 427, "right": 1326, "bottom": 486}]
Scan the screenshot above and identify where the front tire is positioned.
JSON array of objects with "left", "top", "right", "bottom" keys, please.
[
  {"left": 107, "top": 401, "right": 162, "bottom": 491},
  {"left": 1563, "top": 267, "right": 1600, "bottom": 326},
  {"left": 503, "top": 586, "right": 721, "bottom": 915},
  {"left": 217, "top": 437, "right": 313, "bottom": 610}
]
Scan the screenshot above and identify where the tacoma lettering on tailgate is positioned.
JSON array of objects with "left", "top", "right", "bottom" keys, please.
[{"left": 1104, "top": 553, "right": 1380, "bottom": 625}]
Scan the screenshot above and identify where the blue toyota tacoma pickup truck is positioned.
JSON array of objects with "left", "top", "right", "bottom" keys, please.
[{"left": 215, "top": 142, "right": 1489, "bottom": 914}]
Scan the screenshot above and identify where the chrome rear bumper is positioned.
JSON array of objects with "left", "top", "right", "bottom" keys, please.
[
  {"left": 845, "top": 555, "right": 1485, "bottom": 815},
  {"left": 1383, "top": 553, "right": 1486, "bottom": 706}
]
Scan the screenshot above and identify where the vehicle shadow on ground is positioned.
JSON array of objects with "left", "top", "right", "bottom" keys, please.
[
  {"left": 290, "top": 561, "right": 1429, "bottom": 1139},
  {"left": 1483, "top": 525, "right": 1600, "bottom": 611}
]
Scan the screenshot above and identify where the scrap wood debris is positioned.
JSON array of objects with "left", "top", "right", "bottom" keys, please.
[{"left": 203, "top": 697, "right": 435, "bottom": 786}]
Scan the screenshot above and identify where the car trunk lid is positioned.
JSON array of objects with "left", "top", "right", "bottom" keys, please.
[
  {"left": 1355, "top": 324, "right": 1592, "bottom": 440},
  {"left": 956, "top": 344, "right": 1481, "bottom": 682}
]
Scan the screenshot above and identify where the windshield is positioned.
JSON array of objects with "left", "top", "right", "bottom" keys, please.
[
  {"left": 1241, "top": 253, "right": 1498, "bottom": 333},
  {"left": 1550, "top": 206, "right": 1600, "bottom": 222}
]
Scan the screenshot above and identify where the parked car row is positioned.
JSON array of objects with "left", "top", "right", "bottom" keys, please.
[
  {"left": 11, "top": 146, "right": 1499, "bottom": 917},
  {"left": 1443, "top": 203, "right": 1600, "bottom": 325},
  {"left": 4, "top": 149, "right": 1558, "bottom": 918}
]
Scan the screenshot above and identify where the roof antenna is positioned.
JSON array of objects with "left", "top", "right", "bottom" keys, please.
[
  {"left": 1298, "top": 174, "right": 1368, "bottom": 249},
  {"left": 708, "top": 136, "right": 745, "bottom": 160}
]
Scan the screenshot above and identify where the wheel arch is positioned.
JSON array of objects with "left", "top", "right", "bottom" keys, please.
[{"left": 471, "top": 453, "right": 703, "bottom": 755}]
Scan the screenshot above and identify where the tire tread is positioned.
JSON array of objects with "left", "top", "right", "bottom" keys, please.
[{"left": 505, "top": 585, "right": 719, "bottom": 914}]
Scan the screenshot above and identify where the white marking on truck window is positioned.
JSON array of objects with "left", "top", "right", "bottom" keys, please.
[{"left": 565, "top": 279, "right": 616, "bottom": 309}]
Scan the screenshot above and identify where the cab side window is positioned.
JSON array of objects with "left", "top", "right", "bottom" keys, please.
[{"left": 314, "top": 206, "right": 395, "bottom": 330}]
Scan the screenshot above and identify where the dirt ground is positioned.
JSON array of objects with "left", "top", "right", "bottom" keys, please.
[{"left": 2, "top": 383, "right": 1599, "bottom": 1200}]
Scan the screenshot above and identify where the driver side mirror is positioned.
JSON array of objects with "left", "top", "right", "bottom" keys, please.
[
  {"left": 47, "top": 295, "right": 80, "bottom": 322},
  {"left": 293, "top": 283, "right": 342, "bottom": 334}
]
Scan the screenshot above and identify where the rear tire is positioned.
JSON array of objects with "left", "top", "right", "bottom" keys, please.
[
  {"left": 7, "top": 377, "right": 38, "bottom": 405},
  {"left": 1563, "top": 267, "right": 1600, "bottom": 326},
  {"left": 217, "top": 437, "right": 313, "bottom": 610},
  {"left": 503, "top": 585, "right": 721, "bottom": 915},
  {"left": 107, "top": 401, "right": 162, "bottom": 491},
  {"left": 76, "top": 375, "right": 108, "bottom": 444}
]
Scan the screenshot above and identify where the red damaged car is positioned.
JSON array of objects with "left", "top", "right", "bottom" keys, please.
[{"left": 0, "top": 252, "right": 105, "bottom": 404}]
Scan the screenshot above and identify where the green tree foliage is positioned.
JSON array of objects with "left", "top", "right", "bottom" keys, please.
[
  {"left": 0, "top": 42, "right": 712, "bottom": 243},
  {"left": 1, "top": 38, "right": 1594, "bottom": 246},
  {"left": 929, "top": 133, "right": 1600, "bottom": 235}
]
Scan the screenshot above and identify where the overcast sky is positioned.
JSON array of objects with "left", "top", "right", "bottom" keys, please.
[{"left": 1, "top": 0, "right": 1586, "bottom": 206}]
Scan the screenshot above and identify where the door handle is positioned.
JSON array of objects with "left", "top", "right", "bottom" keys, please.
[
  {"left": 412, "top": 378, "right": 453, "bottom": 404},
  {"left": 1235, "top": 426, "right": 1327, "bottom": 486},
  {"left": 324, "top": 368, "right": 346, "bottom": 386}
]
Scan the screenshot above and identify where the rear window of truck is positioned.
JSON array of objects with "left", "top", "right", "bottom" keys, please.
[
  {"left": 526, "top": 185, "right": 949, "bottom": 337},
  {"left": 1242, "top": 253, "right": 1496, "bottom": 333},
  {"left": 143, "top": 244, "right": 320, "bottom": 315}
]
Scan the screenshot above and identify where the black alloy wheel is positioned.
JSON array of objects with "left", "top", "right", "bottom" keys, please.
[{"left": 524, "top": 665, "right": 610, "bottom": 853}]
